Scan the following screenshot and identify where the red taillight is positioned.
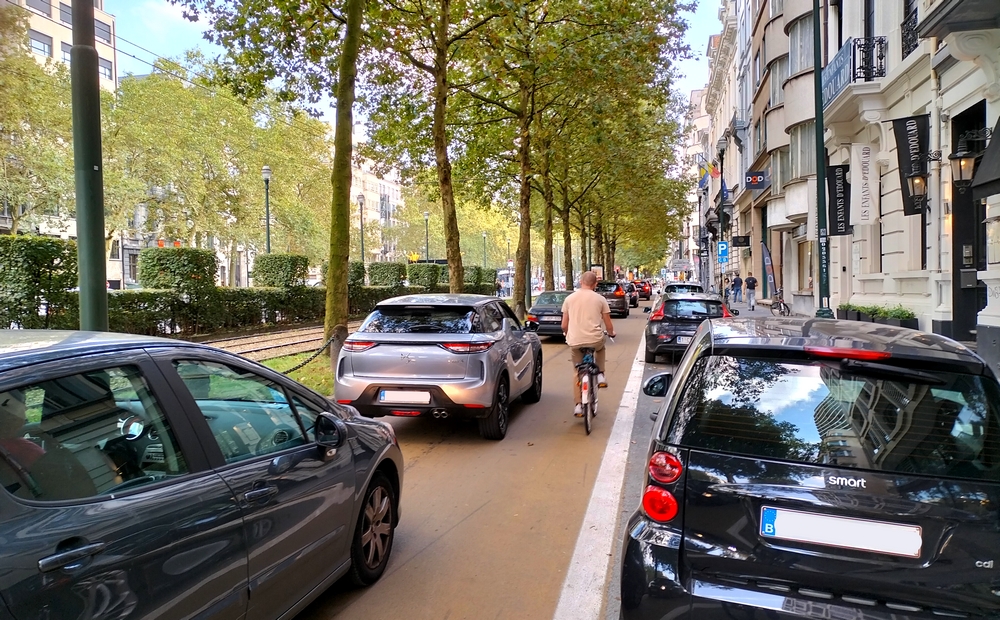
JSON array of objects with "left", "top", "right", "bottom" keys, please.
[
  {"left": 642, "top": 485, "right": 679, "bottom": 522},
  {"left": 804, "top": 346, "right": 891, "bottom": 361},
  {"left": 390, "top": 410, "right": 421, "bottom": 416},
  {"left": 615, "top": 289, "right": 625, "bottom": 297},
  {"left": 649, "top": 451, "right": 683, "bottom": 484},
  {"left": 441, "top": 342, "right": 495, "bottom": 353},
  {"left": 649, "top": 309, "right": 664, "bottom": 322},
  {"left": 722, "top": 304, "right": 732, "bottom": 318},
  {"left": 337, "top": 399, "right": 352, "bottom": 404},
  {"left": 464, "top": 403, "right": 486, "bottom": 409},
  {"left": 343, "top": 340, "right": 377, "bottom": 352},
  {"left": 526, "top": 314, "right": 538, "bottom": 322}
]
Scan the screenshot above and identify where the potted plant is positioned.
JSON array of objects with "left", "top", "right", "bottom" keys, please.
[
  {"left": 847, "top": 305, "right": 861, "bottom": 321},
  {"left": 872, "top": 306, "right": 889, "bottom": 324},
  {"left": 884, "top": 305, "right": 918, "bottom": 329},
  {"left": 836, "top": 303, "right": 853, "bottom": 320},
  {"left": 858, "top": 305, "right": 880, "bottom": 322}
]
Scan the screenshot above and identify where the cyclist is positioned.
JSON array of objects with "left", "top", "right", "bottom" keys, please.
[{"left": 561, "top": 271, "right": 616, "bottom": 417}]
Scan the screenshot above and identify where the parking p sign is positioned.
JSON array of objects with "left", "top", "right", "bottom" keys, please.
[{"left": 717, "top": 241, "right": 729, "bottom": 263}]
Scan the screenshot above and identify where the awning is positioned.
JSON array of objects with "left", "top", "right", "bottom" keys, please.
[{"left": 972, "top": 117, "right": 1000, "bottom": 201}]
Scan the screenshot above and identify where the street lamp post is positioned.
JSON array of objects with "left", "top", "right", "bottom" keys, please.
[
  {"left": 262, "top": 166, "right": 272, "bottom": 254},
  {"left": 482, "top": 231, "right": 487, "bottom": 268},
  {"left": 423, "top": 211, "right": 430, "bottom": 261},
  {"left": 357, "top": 193, "right": 365, "bottom": 264},
  {"left": 812, "top": 0, "right": 833, "bottom": 318}
]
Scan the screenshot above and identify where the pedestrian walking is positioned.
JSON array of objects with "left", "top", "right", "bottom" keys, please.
[
  {"left": 723, "top": 277, "right": 730, "bottom": 303},
  {"left": 496, "top": 280, "right": 503, "bottom": 296},
  {"left": 731, "top": 274, "right": 743, "bottom": 303},
  {"left": 745, "top": 272, "right": 758, "bottom": 311}
]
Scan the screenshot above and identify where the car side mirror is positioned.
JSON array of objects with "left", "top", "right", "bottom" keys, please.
[
  {"left": 642, "top": 372, "right": 672, "bottom": 397},
  {"left": 643, "top": 306, "right": 651, "bottom": 313},
  {"left": 315, "top": 412, "right": 348, "bottom": 460},
  {"left": 731, "top": 309, "right": 740, "bottom": 316}
]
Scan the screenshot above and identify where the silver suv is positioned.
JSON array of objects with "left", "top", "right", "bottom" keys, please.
[{"left": 335, "top": 294, "right": 543, "bottom": 440}]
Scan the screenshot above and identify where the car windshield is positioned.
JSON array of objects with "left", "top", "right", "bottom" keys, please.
[
  {"left": 535, "top": 292, "right": 570, "bottom": 305},
  {"left": 595, "top": 282, "right": 619, "bottom": 293},
  {"left": 664, "top": 355, "right": 1000, "bottom": 482},
  {"left": 663, "top": 300, "right": 723, "bottom": 317},
  {"left": 668, "top": 284, "right": 702, "bottom": 293},
  {"left": 360, "top": 306, "right": 475, "bottom": 333}
]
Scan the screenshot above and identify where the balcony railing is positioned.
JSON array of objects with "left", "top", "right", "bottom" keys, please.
[
  {"left": 853, "top": 36, "right": 887, "bottom": 82},
  {"left": 901, "top": 11, "right": 919, "bottom": 59}
]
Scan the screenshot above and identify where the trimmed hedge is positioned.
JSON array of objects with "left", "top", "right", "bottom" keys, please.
[
  {"left": 252, "top": 254, "right": 309, "bottom": 287},
  {"left": 138, "top": 247, "right": 218, "bottom": 296},
  {"left": 0, "top": 235, "right": 78, "bottom": 329},
  {"left": 464, "top": 265, "right": 482, "bottom": 285},
  {"left": 407, "top": 263, "right": 440, "bottom": 289},
  {"left": 482, "top": 268, "right": 498, "bottom": 287},
  {"left": 368, "top": 262, "right": 407, "bottom": 287},
  {"left": 348, "top": 261, "right": 365, "bottom": 288}
]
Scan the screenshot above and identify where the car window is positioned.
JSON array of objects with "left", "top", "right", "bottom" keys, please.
[
  {"left": 664, "top": 355, "right": 1000, "bottom": 481},
  {"left": 481, "top": 306, "right": 502, "bottom": 331},
  {"left": 360, "top": 306, "right": 475, "bottom": 333},
  {"left": 535, "top": 292, "right": 570, "bottom": 305},
  {"left": 0, "top": 365, "right": 189, "bottom": 502},
  {"left": 668, "top": 284, "right": 703, "bottom": 293},
  {"left": 595, "top": 282, "right": 619, "bottom": 293},
  {"left": 663, "top": 300, "right": 723, "bottom": 317},
  {"left": 496, "top": 302, "right": 522, "bottom": 329},
  {"left": 290, "top": 394, "right": 320, "bottom": 437},
  {"left": 174, "top": 360, "right": 308, "bottom": 464}
]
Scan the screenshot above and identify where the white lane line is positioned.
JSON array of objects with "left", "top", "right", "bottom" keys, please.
[{"left": 553, "top": 336, "right": 645, "bottom": 620}]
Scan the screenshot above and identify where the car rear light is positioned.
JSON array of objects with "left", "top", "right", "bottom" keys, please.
[
  {"left": 337, "top": 399, "right": 352, "bottom": 404},
  {"left": 614, "top": 289, "right": 625, "bottom": 297},
  {"left": 465, "top": 403, "right": 486, "bottom": 409},
  {"left": 649, "top": 309, "right": 664, "bottom": 322},
  {"left": 343, "top": 340, "right": 377, "bottom": 352},
  {"left": 649, "top": 451, "right": 683, "bottom": 483},
  {"left": 441, "top": 342, "right": 495, "bottom": 353},
  {"left": 390, "top": 410, "right": 421, "bottom": 417},
  {"left": 526, "top": 314, "right": 538, "bottom": 322},
  {"left": 722, "top": 304, "right": 732, "bottom": 318},
  {"left": 642, "top": 485, "right": 679, "bottom": 522},
  {"left": 804, "top": 346, "right": 891, "bottom": 361}
]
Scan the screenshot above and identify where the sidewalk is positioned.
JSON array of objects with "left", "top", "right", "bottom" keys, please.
[{"left": 727, "top": 294, "right": 768, "bottom": 315}]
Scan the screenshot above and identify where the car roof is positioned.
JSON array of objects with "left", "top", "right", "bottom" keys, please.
[
  {"left": 376, "top": 293, "right": 498, "bottom": 307},
  {"left": 0, "top": 330, "right": 202, "bottom": 372},
  {"left": 706, "top": 317, "right": 983, "bottom": 370}
]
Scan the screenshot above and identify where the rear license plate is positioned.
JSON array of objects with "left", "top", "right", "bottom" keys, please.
[
  {"left": 676, "top": 336, "right": 692, "bottom": 344},
  {"left": 760, "top": 506, "right": 922, "bottom": 558},
  {"left": 379, "top": 390, "right": 431, "bottom": 405},
  {"left": 541, "top": 316, "right": 561, "bottom": 322}
]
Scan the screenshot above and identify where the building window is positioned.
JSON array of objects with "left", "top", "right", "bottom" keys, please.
[
  {"left": 98, "top": 57, "right": 112, "bottom": 80},
  {"left": 901, "top": 0, "right": 919, "bottom": 58},
  {"left": 770, "top": 56, "right": 788, "bottom": 105},
  {"left": 26, "top": 0, "right": 51, "bottom": 16},
  {"left": 771, "top": 148, "right": 790, "bottom": 195},
  {"left": 754, "top": 51, "right": 761, "bottom": 86},
  {"left": 798, "top": 240, "right": 814, "bottom": 291},
  {"left": 95, "top": 19, "right": 112, "bottom": 44},
  {"left": 789, "top": 121, "right": 816, "bottom": 178},
  {"left": 754, "top": 121, "right": 763, "bottom": 155},
  {"left": 59, "top": 2, "right": 71, "bottom": 24},
  {"left": 28, "top": 30, "right": 52, "bottom": 58},
  {"left": 788, "top": 14, "right": 814, "bottom": 74},
  {"left": 770, "top": 0, "right": 783, "bottom": 17},
  {"left": 109, "top": 239, "right": 120, "bottom": 260},
  {"left": 61, "top": 42, "right": 72, "bottom": 64}
]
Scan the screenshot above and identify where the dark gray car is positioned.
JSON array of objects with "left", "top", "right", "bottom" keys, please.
[{"left": 0, "top": 331, "right": 402, "bottom": 620}]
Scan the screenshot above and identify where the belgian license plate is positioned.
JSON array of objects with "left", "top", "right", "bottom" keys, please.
[
  {"left": 379, "top": 390, "right": 431, "bottom": 405},
  {"left": 676, "top": 336, "right": 692, "bottom": 345},
  {"left": 760, "top": 506, "right": 922, "bottom": 558},
  {"left": 541, "top": 316, "right": 561, "bottom": 322}
]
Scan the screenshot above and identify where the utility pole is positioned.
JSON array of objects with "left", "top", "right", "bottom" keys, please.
[
  {"left": 813, "top": 0, "right": 833, "bottom": 318},
  {"left": 72, "top": 0, "right": 107, "bottom": 331}
]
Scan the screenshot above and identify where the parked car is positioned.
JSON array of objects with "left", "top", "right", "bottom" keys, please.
[
  {"left": 525, "top": 290, "right": 572, "bottom": 337},
  {"left": 0, "top": 330, "right": 402, "bottom": 620},
  {"left": 596, "top": 281, "right": 630, "bottom": 318},
  {"left": 662, "top": 282, "right": 704, "bottom": 295},
  {"left": 624, "top": 283, "right": 640, "bottom": 308},
  {"left": 643, "top": 293, "right": 729, "bottom": 363},
  {"left": 637, "top": 280, "right": 653, "bottom": 300},
  {"left": 621, "top": 317, "right": 1000, "bottom": 620},
  {"left": 335, "top": 294, "right": 542, "bottom": 440}
]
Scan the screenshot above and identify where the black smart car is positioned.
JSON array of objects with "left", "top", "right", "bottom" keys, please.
[
  {"left": 643, "top": 292, "right": 729, "bottom": 363},
  {"left": 621, "top": 317, "right": 1000, "bottom": 619},
  {"left": 0, "top": 331, "right": 403, "bottom": 620}
]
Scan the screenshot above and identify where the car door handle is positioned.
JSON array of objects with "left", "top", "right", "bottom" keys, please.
[
  {"left": 244, "top": 486, "right": 278, "bottom": 503},
  {"left": 38, "top": 542, "right": 106, "bottom": 573}
]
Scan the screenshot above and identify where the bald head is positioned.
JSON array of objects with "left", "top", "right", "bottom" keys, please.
[{"left": 580, "top": 271, "right": 598, "bottom": 288}]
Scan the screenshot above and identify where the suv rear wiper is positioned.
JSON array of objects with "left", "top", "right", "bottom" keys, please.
[{"left": 840, "top": 359, "right": 946, "bottom": 385}]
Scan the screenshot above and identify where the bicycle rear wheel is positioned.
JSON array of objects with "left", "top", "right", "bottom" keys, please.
[
  {"left": 771, "top": 302, "right": 783, "bottom": 317},
  {"left": 585, "top": 372, "right": 595, "bottom": 435}
]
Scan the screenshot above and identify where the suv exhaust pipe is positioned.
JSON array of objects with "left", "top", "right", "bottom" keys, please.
[{"left": 431, "top": 409, "right": 449, "bottom": 419}]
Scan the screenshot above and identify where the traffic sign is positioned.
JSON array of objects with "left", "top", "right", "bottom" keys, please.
[{"left": 717, "top": 241, "right": 729, "bottom": 263}]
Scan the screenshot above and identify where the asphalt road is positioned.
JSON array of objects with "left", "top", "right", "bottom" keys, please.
[{"left": 298, "top": 300, "right": 653, "bottom": 620}]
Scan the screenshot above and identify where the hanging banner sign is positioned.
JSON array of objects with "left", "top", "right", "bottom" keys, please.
[
  {"left": 827, "top": 164, "right": 851, "bottom": 236},
  {"left": 761, "top": 241, "right": 776, "bottom": 296},
  {"left": 850, "top": 144, "right": 878, "bottom": 226},
  {"left": 891, "top": 114, "right": 930, "bottom": 216}
]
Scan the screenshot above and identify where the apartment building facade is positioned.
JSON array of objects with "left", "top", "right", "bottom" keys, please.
[
  {"left": 696, "top": 0, "right": 1000, "bottom": 370},
  {"left": 20, "top": 0, "right": 117, "bottom": 90}
]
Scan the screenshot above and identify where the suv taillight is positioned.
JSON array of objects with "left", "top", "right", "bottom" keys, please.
[
  {"left": 614, "top": 289, "right": 625, "bottom": 297},
  {"left": 343, "top": 341, "right": 377, "bottom": 352},
  {"left": 649, "top": 451, "right": 683, "bottom": 483},
  {"left": 441, "top": 342, "right": 495, "bottom": 353}
]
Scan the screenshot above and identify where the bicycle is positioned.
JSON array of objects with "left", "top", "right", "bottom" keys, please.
[
  {"left": 770, "top": 287, "right": 791, "bottom": 317},
  {"left": 575, "top": 334, "right": 613, "bottom": 435}
]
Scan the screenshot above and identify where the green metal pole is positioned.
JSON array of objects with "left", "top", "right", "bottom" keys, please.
[
  {"left": 72, "top": 0, "right": 108, "bottom": 331},
  {"left": 264, "top": 178, "right": 271, "bottom": 253},
  {"left": 813, "top": 0, "right": 833, "bottom": 318}
]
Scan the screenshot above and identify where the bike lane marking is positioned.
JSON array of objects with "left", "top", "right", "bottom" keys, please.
[{"left": 552, "top": 335, "right": 645, "bottom": 620}]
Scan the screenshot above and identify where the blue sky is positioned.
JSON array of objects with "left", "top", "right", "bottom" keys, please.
[{"left": 106, "top": 0, "right": 719, "bottom": 115}]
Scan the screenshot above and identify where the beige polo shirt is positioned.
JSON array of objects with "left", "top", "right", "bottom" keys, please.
[{"left": 561, "top": 289, "right": 610, "bottom": 347}]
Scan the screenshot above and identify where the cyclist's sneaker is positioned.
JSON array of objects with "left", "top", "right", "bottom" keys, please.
[
  {"left": 574, "top": 403, "right": 584, "bottom": 417},
  {"left": 597, "top": 373, "right": 607, "bottom": 388}
]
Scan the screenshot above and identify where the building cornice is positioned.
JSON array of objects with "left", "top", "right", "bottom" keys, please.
[{"left": 706, "top": 11, "right": 738, "bottom": 115}]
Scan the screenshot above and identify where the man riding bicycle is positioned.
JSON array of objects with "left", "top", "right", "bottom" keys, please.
[{"left": 561, "top": 271, "right": 616, "bottom": 417}]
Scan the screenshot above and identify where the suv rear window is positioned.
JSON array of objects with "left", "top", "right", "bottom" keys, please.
[
  {"left": 360, "top": 306, "right": 475, "bottom": 333},
  {"left": 663, "top": 300, "right": 723, "bottom": 317},
  {"left": 667, "top": 284, "right": 703, "bottom": 293},
  {"left": 595, "top": 282, "right": 619, "bottom": 293},
  {"left": 535, "top": 292, "right": 570, "bottom": 305},
  {"left": 665, "top": 355, "right": 1000, "bottom": 482}
]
